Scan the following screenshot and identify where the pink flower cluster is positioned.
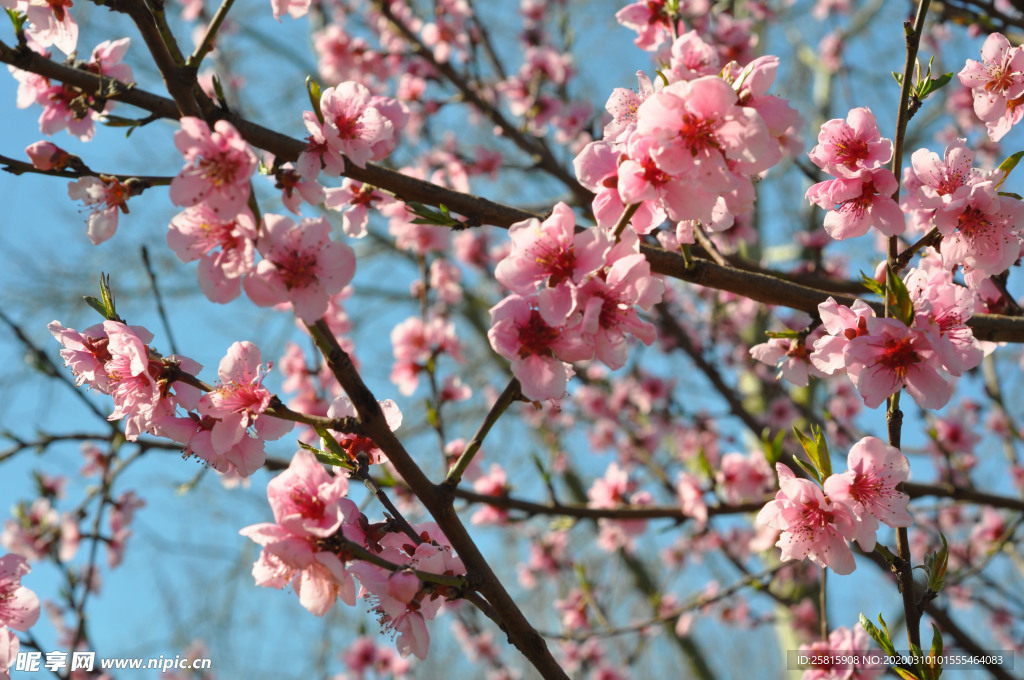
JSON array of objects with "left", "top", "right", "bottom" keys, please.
[
  {"left": 487, "top": 203, "right": 664, "bottom": 401},
  {"left": 798, "top": 625, "right": 881, "bottom": 680},
  {"left": 901, "top": 138, "right": 1024, "bottom": 288},
  {"left": 752, "top": 255, "right": 985, "bottom": 411},
  {"left": 757, "top": 437, "right": 911, "bottom": 574},
  {"left": 299, "top": 82, "right": 406, "bottom": 173},
  {"left": 241, "top": 451, "right": 464, "bottom": 660},
  {"left": 50, "top": 323, "right": 293, "bottom": 477},
  {"left": 0, "top": 553, "right": 40, "bottom": 680},
  {"left": 805, "top": 107, "right": 904, "bottom": 241},
  {"left": 574, "top": 47, "right": 798, "bottom": 240},
  {"left": 958, "top": 33, "right": 1024, "bottom": 142},
  {"left": 10, "top": 38, "right": 132, "bottom": 141}
]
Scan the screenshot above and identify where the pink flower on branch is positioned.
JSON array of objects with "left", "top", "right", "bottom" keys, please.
[
  {"left": 243, "top": 214, "right": 356, "bottom": 323},
  {"left": 167, "top": 205, "right": 258, "bottom": 303},
  {"left": 824, "top": 437, "right": 912, "bottom": 532},
  {"left": 844, "top": 317, "right": 951, "bottom": 409},
  {"left": 197, "top": 341, "right": 293, "bottom": 459},
  {"left": 67, "top": 175, "right": 135, "bottom": 245},
  {"left": 806, "top": 168, "right": 904, "bottom": 241},
  {"left": 756, "top": 463, "right": 873, "bottom": 575},
  {"left": 0, "top": 554, "right": 40, "bottom": 631},
  {"left": 958, "top": 32, "right": 1024, "bottom": 142},
  {"left": 807, "top": 107, "right": 892, "bottom": 178},
  {"left": 314, "top": 82, "right": 398, "bottom": 170},
  {"left": 170, "top": 117, "right": 257, "bottom": 218}
]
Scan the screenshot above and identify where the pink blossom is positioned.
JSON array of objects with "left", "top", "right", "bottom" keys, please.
[
  {"left": 316, "top": 82, "right": 396, "bottom": 170},
  {"left": 716, "top": 451, "right": 773, "bottom": 504},
  {"left": 808, "top": 107, "right": 892, "bottom": 177},
  {"left": 167, "top": 205, "right": 257, "bottom": 303},
  {"left": 615, "top": 0, "right": 677, "bottom": 51},
  {"left": 24, "top": 0, "right": 78, "bottom": 55},
  {"left": 750, "top": 335, "right": 825, "bottom": 387},
  {"left": 0, "top": 554, "right": 40, "bottom": 631},
  {"left": 806, "top": 169, "right": 904, "bottom": 240},
  {"left": 602, "top": 71, "right": 656, "bottom": 142},
  {"left": 676, "top": 471, "right": 708, "bottom": 527},
  {"left": 799, "top": 625, "right": 881, "bottom": 680},
  {"left": 471, "top": 464, "right": 510, "bottom": 525},
  {"left": 0, "top": 626, "right": 17, "bottom": 680},
  {"left": 198, "top": 341, "right": 293, "bottom": 457},
  {"left": 905, "top": 262, "right": 985, "bottom": 375},
  {"left": 495, "top": 203, "right": 609, "bottom": 297},
  {"left": 810, "top": 297, "right": 875, "bottom": 375},
  {"left": 756, "top": 463, "right": 872, "bottom": 574},
  {"left": 323, "top": 179, "right": 393, "bottom": 238},
  {"left": 68, "top": 175, "right": 133, "bottom": 245},
  {"left": 958, "top": 33, "right": 1024, "bottom": 141},
  {"left": 487, "top": 294, "right": 590, "bottom": 401},
  {"left": 170, "top": 117, "right": 257, "bottom": 217},
  {"left": 844, "top": 317, "right": 952, "bottom": 409},
  {"left": 48, "top": 321, "right": 117, "bottom": 392},
  {"left": 667, "top": 31, "right": 721, "bottom": 83},
  {"left": 243, "top": 214, "right": 356, "bottom": 323},
  {"left": 901, "top": 139, "right": 980, "bottom": 232},
  {"left": 824, "top": 437, "right": 912, "bottom": 532},
  {"left": 932, "top": 181, "right": 1024, "bottom": 287},
  {"left": 267, "top": 450, "right": 354, "bottom": 537},
  {"left": 635, "top": 75, "right": 780, "bottom": 187}
]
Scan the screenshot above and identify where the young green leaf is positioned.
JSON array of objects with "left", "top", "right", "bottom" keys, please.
[
  {"left": 995, "top": 150, "right": 1024, "bottom": 190},
  {"left": 886, "top": 266, "right": 914, "bottom": 326},
  {"left": 306, "top": 75, "right": 325, "bottom": 124}
]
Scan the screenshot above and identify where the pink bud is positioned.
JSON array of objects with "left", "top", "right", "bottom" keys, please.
[
  {"left": 26, "top": 141, "right": 70, "bottom": 171},
  {"left": 386, "top": 570, "right": 421, "bottom": 604}
]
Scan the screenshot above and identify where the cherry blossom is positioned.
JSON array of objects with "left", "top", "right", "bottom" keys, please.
[
  {"left": 807, "top": 107, "right": 892, "bottom": 177},
  {"left": 824, "top": 437, "right": 912, "bottom": 532},
  {"left": 958, "top": 32, "right": 1024, "bottom": 141},
  {"left": 243, "top": 215, "right": 356, "bottom": 323},
  {"left": 167, "top": 205, "right": 258, "bottom": 303},
  {"left": 315, "top": 83, "right": 396, "bottom": 170},
  {"left": 170, "top": 117, "right": 257, "bottom": 217},
  {"left": 805, "top": 169, "right": 904, "bottom": 240},
  {"left": 756, "top": 463, "right": 873, "bottom": 575},
  {"left": 0, "top": 554, "right": 40, "bottom": 631},
  {"left": 67, "top": 175, "right": 133, "bottom": 245},
  {"left": 843, "top": 317, "right": 952, "bottom": 409},
  {"left": 798, "top": 625, "right": 881, "bottom": 680},
  {"left": 198, "top": 341, "right": 293, "bottom": 459}
]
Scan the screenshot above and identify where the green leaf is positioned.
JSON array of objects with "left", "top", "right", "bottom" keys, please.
[
  {"left": 765, "top": 329, "right": 800, "bottom": 339},
  {"left": 859, "top": 271, "right": 885, "bottom": 297},
  {"left": 859, "top": 614, "right": 896, "bottom": 657},
  {"left": 894, "top": 668, "right": 922, "bottom": 680},
  {"left": 306, "top": 75, "right": 325, "bottom": 124},
  {"left": 998, "top": 191, "right": 1023, "bottom": 199},
  {"left": 918, "top": 72, "right": 953, "bottom": 99},
  {"left": 892, "top": 71, "right": 904, "bottom": 86},
  {"left": 995, "top": 150, "right": 1024, "bottom": 189},
  {"left": 790, "top": 454, "right": 822, "bottom": 485},
  {"left": 922, "top": 533, "right": 948, "bottom": 593},
  {"left": 83, "top": 296, "right": 108, "bottom": 318},
  {"left": 886, "top": 266, "right": 914, "bottom": 326},
  {"left": 792, "top": 425, "right": 831, "bottom": 480}
]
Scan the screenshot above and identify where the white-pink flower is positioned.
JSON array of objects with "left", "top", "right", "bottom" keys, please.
[
  {"left": 243, "top": 214, "right": 356, "bottom": 323},
  {"left": 824, "top": 437, "right": 912, "bottom": 532},
  {"left": 316, "top": 82, "right": 396, "bottom": 169},
  {"left": 170, "top": 117, "right": 257, "bottom": 217},
  {"left": 0, "top": 554, "right": 40, "bottom": 631}
]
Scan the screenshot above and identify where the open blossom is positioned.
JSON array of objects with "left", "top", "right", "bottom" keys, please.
[
  {"left": 844, "top": 317, "right": 951, "bottom": 409},
  {"left": 167, "top": 205, "right": 258, "bottom": 303},
  {"left": 243, "top": 215, "right": 356, "bottom": 323},
  {"left": 68, "top": 175, "right": 134, "bottom": 245},
  {"left": 198, "top": 341, "right": 293, "bottom": 459},
  {"left": 958, "top": 32, "right": 1024, "bottom": 141},
  {"left": 905, "top": 261, "right": 985, "bottom": 375},
  {"left": 487, "top": 294, "right": 590, "bottom": 401},
  {"left": 756, "top": 463, "right": 873, "bottom": 575},
  {"left": 170, "top": 117, "right": 257, "bottom": 217},
  {"left": 24, "top": 0, "right": 78, "bottom": 55},
  {"left": 932, "top": 181, "right": 1024, "bottom": 288},
  {"left": 806, "top": 168, "right": 904, "bottom": 240},
  {"left": 824, "top": 437, "right": 911, "bottom": 533},
  {"left": 240, "top": 450, "right": 365, "bottom": 616},
  {"left": 799, "top": 625, "right": 881, "bottom": 680},
  {"left": 808, "top": 107, "right": 892, "bottom": 177},
  {"left": 810, "top": 297, "right": 875, "bottom": 375},
  {"left": 0, "top": 554, "right": 40, "bottom": 631},
  {"left": 750, "top": 335, "right": 825, "bottom": 387},
  {"left": 901, "top": 138, "right": 980, "bottom": 232},
  {"left": 316, "top": 82, "right": 396, "bottom": 169},
  {"left": 602, "top": 71, "right": 656, "bottom": 142}
]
